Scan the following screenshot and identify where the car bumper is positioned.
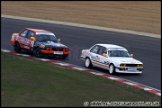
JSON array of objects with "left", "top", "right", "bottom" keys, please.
[
  {"left": 41, "top": 49, "right": 70, "bottom": 55},
  {"left": 115, "top": 68, "right": 142, "bottom": 74}
]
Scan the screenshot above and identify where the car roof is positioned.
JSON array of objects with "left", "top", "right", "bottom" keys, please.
[
  {"left": 26, "top": 28, "right": 51, "bottom": 33},
  {"left": 96, "top": 44, "right": 125, "bottom": 49}
]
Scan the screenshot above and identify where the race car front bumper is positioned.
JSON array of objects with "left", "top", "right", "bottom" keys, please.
[
  {"left": 115, "top": 67, "right": 143, "bottom": 74},
  {"left": 41, "top": 48, "right": 70, "bottom": 55}
]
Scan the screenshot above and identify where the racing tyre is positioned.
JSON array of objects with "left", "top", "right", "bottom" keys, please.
[
  {"left": 109, "top": 64, "right": 115, "bottom": 74},
  {"left": 85, "top": 58, "right": 92, "bottom": 68},
  {"left": 34, "top": 48, "right": 44, "bottom": 58},
  {"left": 14, "top": 42, "right": 21, "bottom": 53}
]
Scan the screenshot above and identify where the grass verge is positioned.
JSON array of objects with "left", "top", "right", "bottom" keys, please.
[{"left": 1, "top": 52, "right": 161, "bottom": 107}]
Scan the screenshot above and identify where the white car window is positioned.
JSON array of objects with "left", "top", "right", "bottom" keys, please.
[
  {"left": 20, "top": 30, "right": 28, "bottom": 37},
  {"left": 26, "top": 31, "right": 34, "bottom": 39},
  {"left": 98, "top": 46, "right": 107, "bottom": 56},
  {"left": 90, "top": 45, "right": 100, "bottom": 54},
  {"left": 108, "top": 50, "right": 130, "bottom": 57}
]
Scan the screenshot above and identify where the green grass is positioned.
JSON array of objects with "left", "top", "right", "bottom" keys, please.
[{"left": 1, "top": 52, "right": 161, "bottom": 107}]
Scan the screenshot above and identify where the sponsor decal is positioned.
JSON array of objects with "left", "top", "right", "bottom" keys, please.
[
  {"left": 24, "top": 45, "right": 30, "bottom": 49},
  {"left": 108, "top": 48, "right": 127, "bottom": 51},
  {"left": 104, "top": 61, "right": 109, "bottom": 65},
  {"left": 96, "top": 56, "right": 100, "bottom": 61},
  {"left": 18, "top": 37, "right": 30, "bottom": 45},
  {"left": 36, "top": 32, "right": 55, "bottom": 36}
]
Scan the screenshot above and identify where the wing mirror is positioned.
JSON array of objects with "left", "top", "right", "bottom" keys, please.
[
  {"left": 30, "top": 37, "right": 36, "bottom": 41},
  {"left": 58, "top": 38, "right": 61, "bottom": 42},
  {"left": 102, "top": 53, "right": 107, "bottom": 57},
  {"left": 130, "top": 54, "right": 134, "bottom": 57}
]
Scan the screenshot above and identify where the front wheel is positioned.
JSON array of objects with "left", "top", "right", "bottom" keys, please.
[
  {"left": 34, "top": 48, "right": 44, "bottom": 58},
  {"left": 109, "top": 64, "right": 115, "bottom": 74},
  {"left": 85, "top": 58, "right": 92, "bottom": 68}
]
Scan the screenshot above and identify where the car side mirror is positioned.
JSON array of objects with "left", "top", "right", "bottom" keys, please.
[
  {"left": 30, "top": 37, "right": 36, "bottom": 41},
  {"left": 130, "top": 54, "right": 134, "bottom": 57},
  {"left": 58, "top": 38, "right": 61, "bottom": 42},
  {"left": 102, "top": 53, "right": 107, "bottom": 57}
]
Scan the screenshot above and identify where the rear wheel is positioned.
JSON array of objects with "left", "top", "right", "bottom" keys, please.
[
  {"left": 85, "top": 58, "right": 92, "bottom": 68},
  {"left": 109, "top": 64, "right": 115, "bottom": 74},
  {"left": 14, "top": 42, "right": 21, "bottom": 52}
]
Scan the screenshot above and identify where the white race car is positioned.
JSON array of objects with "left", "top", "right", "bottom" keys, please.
[{"left": 80, "top": 44, "right": 143, "bottom": 74}]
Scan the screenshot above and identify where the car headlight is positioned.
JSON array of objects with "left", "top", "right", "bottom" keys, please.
[
  {"left": 120, "top": 64, "right": 126, "bottom": 67},
  {"left": 137, "top": 64, "right": 143, "bottom": 67}
]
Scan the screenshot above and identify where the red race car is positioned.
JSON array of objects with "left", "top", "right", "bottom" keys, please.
[{"left": 11, "top": 28, "right": 70, "bottom": 59}]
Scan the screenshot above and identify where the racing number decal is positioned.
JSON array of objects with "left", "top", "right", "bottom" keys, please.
[
  {"left": 104, "top": 61, "right": 109, "bottom": 65},
  {"left": 18, "top": 37, "right": 31, "bottom": 49},
  {"left": 18, "top": 37, "right": 30, "bottom": 45},
  {"left": 96, "top": 56, "right": 100, "bottom": 61}
]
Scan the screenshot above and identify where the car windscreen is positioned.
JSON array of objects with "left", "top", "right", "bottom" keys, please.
[
  {"left": 108, "top": 50, "right": 130, "bottom": 57},
  {"left": 36, "top": 34, "right": 58, "bottom": 42}
]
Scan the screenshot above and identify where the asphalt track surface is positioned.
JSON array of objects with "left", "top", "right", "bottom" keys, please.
[{"left": 1, "top": 17, "right": 161, "bottom": 90}]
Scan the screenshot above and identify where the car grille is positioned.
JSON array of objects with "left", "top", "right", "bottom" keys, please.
[
  {"left": 126, "top": 64, "right": 138, "bottom": 67},
  {"left": 52, "top": 48, "right": 64, "bottom": 51},
  {"left": 120, "top": 63, "right": 143, "bottom": 67}
]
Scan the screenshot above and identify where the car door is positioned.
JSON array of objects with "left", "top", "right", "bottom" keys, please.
[
  {"left": 18, "top": 29, "right": 29, "bottom": 49},
  {"left": 89, "top": 45, "right": 100, "bottom": 67},
  {"left": 97, "top": 46, "right": 109, "bottom": 70},
  {"left": 25, "top": 30, "right": 35, "bottom": 50}
]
